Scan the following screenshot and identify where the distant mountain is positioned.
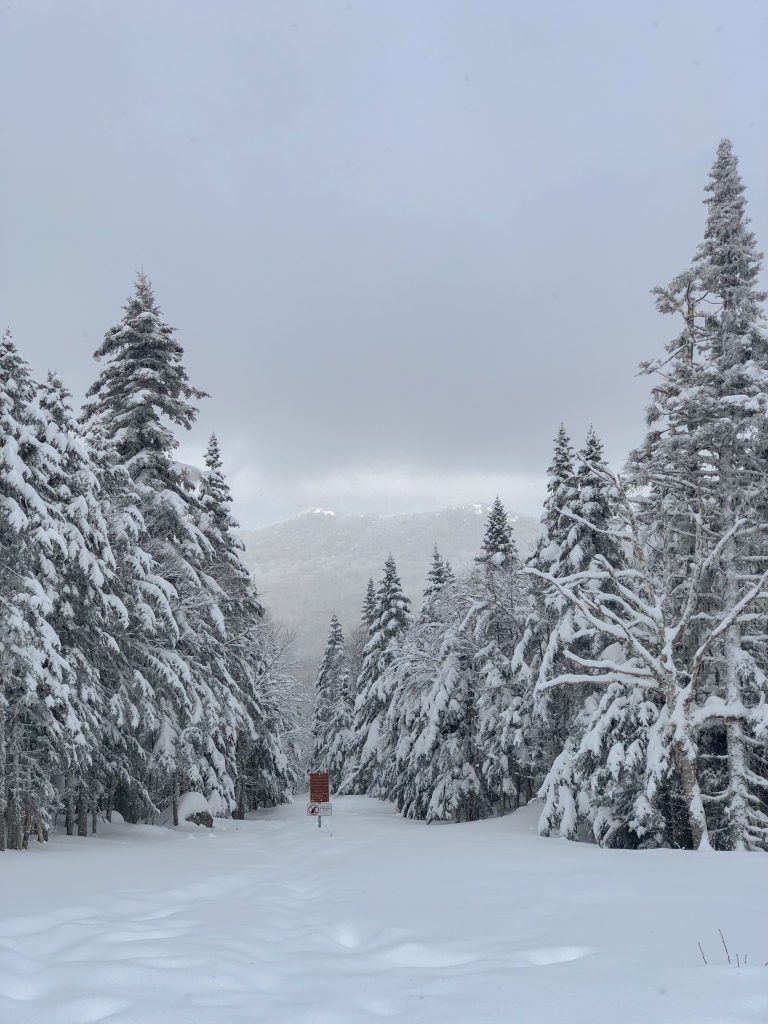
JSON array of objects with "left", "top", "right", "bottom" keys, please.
[{"left": 239, "top": 505, "right": 539, "bottom": 681}]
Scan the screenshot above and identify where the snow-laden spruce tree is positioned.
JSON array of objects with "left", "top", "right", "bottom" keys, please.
[
  {"left": 420, "top": 544, "right": 452, "bottom": 618},
  {"left": 532, "top": 428, "right": 676, "bottom": 847},
  {"left": 532, "top": 327, "right": 768, "bottom": 850},
  {"left": 625, "top": 139, "right": 768, "bottom": 850},
  {"left": 81, "top": 424, "right": 160, "bottom": 824},
  {"left": 310, "top": 615, "right": 353, "bottom": 781},
  {"left": 82, "top": 274, "right": 229, "bottom": 823},
  {"left": 33, "top": 372, "right": 120, "bottom": 836},
  {"left": 526, "top": 461, "right": 735, "bottom": 849},
  {"left": 512, "top": 426, "right": 579, "bottom": 790},
  {"left": 236, "top": 618, "right": 301, "bottom": 811},
  {"left": 542, "top": 431, "right": 629, "bottom": 715},
  {"left": 340, "top": 582, "right": 377, "bottom": 737},
  {"left": 468, "top": 498, "right": 527, "bottom": 810},
  {"left": 362, "top": 577, "right": 377, "bottom": 629},
  {"left": 195, "top": 433, "right": 277, "bottom": 816},
  {"left": 343, "top": 556, "right": 411, "bottom": 796},
  {"left": 389, "top": 549, "right": 493, "bottom": 822},
  {"left": 0, "top": 334, "right": 71, "bottom": 848}
]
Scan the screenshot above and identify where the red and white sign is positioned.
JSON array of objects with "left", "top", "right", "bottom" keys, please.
[{"left": 307, "top": 801, "right": 332, "bottom": 817}]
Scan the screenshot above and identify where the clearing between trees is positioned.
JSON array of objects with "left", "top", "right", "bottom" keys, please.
[{"left": 0, "top": 797, "right": 765, "bottom": 1024}]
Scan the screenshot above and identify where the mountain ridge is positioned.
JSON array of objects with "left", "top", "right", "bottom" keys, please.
[{"left": 239, "top": 504, "right": 539, "bottom": 680}]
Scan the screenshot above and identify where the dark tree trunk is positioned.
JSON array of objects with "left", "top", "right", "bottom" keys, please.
[
  {"left": 172, "top": 775, "right": 180, "bottom": 827},
  {"left": 65, "top": 787, "right": 75, "bottom": 836},
  {"left": 77, "top": 791, "right": 88, "bottom": 838}
]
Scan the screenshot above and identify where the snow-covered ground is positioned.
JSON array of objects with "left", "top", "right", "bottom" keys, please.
[{"left": 1, "top": 797, "right": 766, "bottom": 1024}]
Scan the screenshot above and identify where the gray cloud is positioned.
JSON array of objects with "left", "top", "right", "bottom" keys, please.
[{"left": 2, "top": 1, "right": 767, "bottom": 526}]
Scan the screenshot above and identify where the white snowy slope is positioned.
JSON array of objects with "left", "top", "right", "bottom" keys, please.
[
  {"left": 239, "top": 505, "right": 539, "bottom": 678},
  {"left": 1, "top": 799, "right": 765, "bottom": 1024}
]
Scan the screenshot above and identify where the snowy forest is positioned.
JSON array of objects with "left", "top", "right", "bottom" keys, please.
[
  {"left": 0, "top": 274, "right": 303, "bottom": 851},
  {"left": 2, "top": 138, "right": 766, "bottom": 856},
  {"left": 310, "top": 139, "right": 768, "bottom": 853}
]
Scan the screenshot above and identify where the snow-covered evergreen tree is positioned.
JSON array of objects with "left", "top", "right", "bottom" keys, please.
[
  {"left": 82, "top": 275, "right": 227, "bottom": 823},
  {"left": 236, "top": 619, "right": 300, "bottom": 811},
  {"left": 469, "top": 499, "right": 525, "bottom": 810},
  {"left": 532, "top": 430, "right": 669, "bottom": 846},
  {"left": 421, "top": 544, "right": 451, "bottom": 617},
  {"left": 624, "top": 139, "right": 768, "bottom": 850},
  {"left": 33, "top": 372, "right": 120, "bottom": 835},
  {"left": 390, "top": 563, "right": 492, "bottom": 822},
  {"left": 0, "top": 334, "right": 71, "bottom": 847},
  {"left": 195, "top": 433, "right": 271, "bottom": 817},
  {"left": 362, "top": 577, "right": 377, "bottom": 628},
  {"left": 512, "top": 425, "right": 579, "bottom": 796},
  {"left": 310, "top": 616, "right": 352, "bottom": 781},
  {"left": 343, "top": 556, "right": 411, "bottom": 796}
]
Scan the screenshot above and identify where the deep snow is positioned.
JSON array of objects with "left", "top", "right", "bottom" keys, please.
[{"left": 0, "top": 797, "right": 766, "bottom": 1023}]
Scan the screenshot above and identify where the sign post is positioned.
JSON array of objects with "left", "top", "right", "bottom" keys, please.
[{"left": 308, "top": 772, "right": 331, "bottom": 829}]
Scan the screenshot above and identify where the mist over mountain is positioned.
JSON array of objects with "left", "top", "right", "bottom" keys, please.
[{"left": 239, "top": 505, "right": 539, "bottom": 680}]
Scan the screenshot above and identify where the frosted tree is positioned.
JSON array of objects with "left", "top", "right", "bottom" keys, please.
[
  {"left": 343, "top": 556, "right": 411, "bottom": 796},
  {"left": 194, "top": 433, "right": 268, "bottom": 816},
  {"left": 532, "top": 430, "right": 670, "bottom": 846},
  {"left": 538, "top": 679, "right": 664, "bottom": 848},
  {"left": 421, "top": 544, "right": 451, "bottom": 618},
  {"left": 362, "top": 577, "right": 377, "bottom": 628},
  {"left": 476, "top": 497, "right": 516, "bottom": 568},
  {"left": 0, "top": 334, "right": 70, "bottom": 848},
  {"left": 82, "top": 274, "right": 225, "bottom": 824},
  {"left": 82, "top": 428, "right": 158, "bottom": 824},
  {"left": 624, "top": 139, "right": 768, "bottom": 850},
  {"left": 192, "top": 436, "right": 297, "bottom": 820},
  {"left": 236, "top": 619, "right": 300, "bottom": 811},
  {"left": 33, "top": 373, "right": 119, "bottom": 836},
  {"left": 469, "top": 498, "right": 526, "bottom": 809},
  {"left": 531, "top": 445, "right": 768, "bottom": 851},
  {"left": 390, "top": 562, "right": 493, "bottom": 822},
  {"left": 512, "top": 425, "right": 579, "bottom": 793},
  {"left": 682, "top": 139, "right": 768, "bottom": 850},
  {"left": 310, "top": 615, "right": 352, "bottom": 780}
]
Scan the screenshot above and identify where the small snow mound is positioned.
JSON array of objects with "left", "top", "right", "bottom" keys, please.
[
  {"left": 157, "top": 792, "right": 213, "bottom": 826},
  {"left": 178, "top": 792, "right": 212, "bottom": 820},
  {"left": 515, "top": 946, "right": 594, "bottom": 967}
]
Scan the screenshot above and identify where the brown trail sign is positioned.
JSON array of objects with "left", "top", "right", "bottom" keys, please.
[
  {"left": 309, "top": 772, "right": 330, "bottom": 803},
  {"left": 308, "top": 773, "right": 331, "bottom": 828}
]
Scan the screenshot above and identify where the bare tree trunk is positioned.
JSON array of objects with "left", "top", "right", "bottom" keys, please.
[{"left": 91, "top": 805, "right": 98, "bottom": 835}]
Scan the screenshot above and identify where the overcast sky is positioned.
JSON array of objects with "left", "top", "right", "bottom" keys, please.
[{"left": 2, "top": 1, "right": 767, "bottom": 527}]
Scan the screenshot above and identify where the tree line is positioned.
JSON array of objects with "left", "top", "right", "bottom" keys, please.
[
  {"left": 310, "top": 139, "right": 768, "bottom": 852},
  {"left": 1, "top": 276, "right": 299, "bottom": 850}
]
